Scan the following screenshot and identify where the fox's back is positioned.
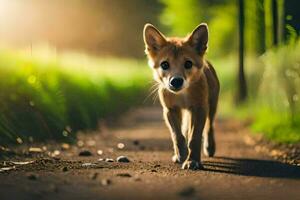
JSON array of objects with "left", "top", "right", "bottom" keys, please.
[{"left": 203, "top": 60, "right": 220, "bottom": 101}]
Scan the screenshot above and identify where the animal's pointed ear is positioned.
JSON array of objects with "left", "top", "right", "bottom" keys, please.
[
  {"left": 187, "top": 23, "right": 208, "bottom": 55},
  {"left": 143, "top": 23, "right": 167, "bottom": 54}
]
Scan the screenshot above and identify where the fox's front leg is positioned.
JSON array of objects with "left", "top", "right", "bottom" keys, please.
[
  {"left": 182, "top": 107, "right": 207, "bottom": 170},
  {"left": 163, "top": 107, "right": 187, "bottom": 163}
]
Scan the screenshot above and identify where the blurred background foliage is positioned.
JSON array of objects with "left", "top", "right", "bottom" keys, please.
[
  {"left": 0, "top": 0, "right": 299, "bottom": 145},
  {"left": 0, "top": 47, "right": 150, "bottom": 144},
  {"left": 159, "top": 0, "right": 237, "bottom": 58}
]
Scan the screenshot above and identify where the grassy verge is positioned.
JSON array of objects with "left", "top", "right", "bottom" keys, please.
[
  {"left": 0, "top": 47, "right": 151, "bottom": 145},
  {"left": 213, "top": 41, "right": 300, "bottom": 144},
  {"left": 249, "top": 40, "right": 300, "bottom": 143}
]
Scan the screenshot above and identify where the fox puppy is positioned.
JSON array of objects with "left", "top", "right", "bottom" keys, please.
[{"left": 143, "top": 23, "right": 220, "bottom": 170}]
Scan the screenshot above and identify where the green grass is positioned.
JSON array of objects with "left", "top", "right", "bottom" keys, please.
[
  {"left": 251, "top": 109, "right": 300, "bottom": 143},
  {"left": 0, "top": 47, "right": 151, "bottom": 145},
  {"left": 213, "top": 41, "right": 300, "bottom": 144},
  {"left": 248, "top": 40, "right": 300, "bottom": 143}
]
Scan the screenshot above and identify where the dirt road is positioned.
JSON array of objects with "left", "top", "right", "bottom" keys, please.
[{"left": 1, "top": 107, "right": 300, "bottom": 200}]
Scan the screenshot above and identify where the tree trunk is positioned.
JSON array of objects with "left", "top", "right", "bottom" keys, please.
[
  {"left": 272, "top": 0, "right": 278, "bottom": 45},
  {"left": 237, "top": 0, "right": 247, "bottom": 103},
  {"left": 257, "top": 0, "right": 266, "bottom": 54}
]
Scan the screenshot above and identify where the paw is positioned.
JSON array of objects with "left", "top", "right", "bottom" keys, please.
[
  {"left": 203, "top": 142, "right": 215, "bottom": 157},
  {"left": 203, "top": 136, "right": 216, "bottom": 157},
  {"left": 172, "top": 154, "right": 184, "bottom": 163},
  {"left": 181, "top": 160, "right": 203, "bottom": 170}
]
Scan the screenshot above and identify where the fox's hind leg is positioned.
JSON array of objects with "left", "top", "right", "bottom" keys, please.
[{"left": 203, "top": 96, "right": 218, "bottom": 157}]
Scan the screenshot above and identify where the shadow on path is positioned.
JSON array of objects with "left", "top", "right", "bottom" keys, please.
[{"left": 204, "top": 157, "right": 300, "bottom": 179}]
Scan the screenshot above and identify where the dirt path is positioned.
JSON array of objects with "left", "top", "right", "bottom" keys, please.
[{"left": 1, "top": 107, "right": 300, "bottom": 200}]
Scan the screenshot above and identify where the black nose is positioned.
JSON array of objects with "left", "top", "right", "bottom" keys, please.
[{"left": 169, "top": 77, "right": 184, "bottom": 90}]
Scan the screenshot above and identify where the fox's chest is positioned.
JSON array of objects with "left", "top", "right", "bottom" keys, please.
[
  {"left": 160, "top": 90, "right": 205, "bottom": 109},
  {"left": 171, "top": 93, "right": 190, "bottom": 108}
]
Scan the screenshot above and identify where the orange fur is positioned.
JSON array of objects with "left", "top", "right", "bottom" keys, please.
[{"left": 143, "top": 23, "right": 220, "bottom": 170}]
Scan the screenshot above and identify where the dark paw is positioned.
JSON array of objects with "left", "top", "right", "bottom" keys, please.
[{"left": 181, "top": 160, "right": 203, "bottom": 170}]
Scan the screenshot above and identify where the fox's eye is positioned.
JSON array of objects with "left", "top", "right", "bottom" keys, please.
[
  {"left": 184, "top": 60, "right": 193, "bottom": 69},
  {"left": 160, "top": 61, "right": 169, "bottom": 70}
]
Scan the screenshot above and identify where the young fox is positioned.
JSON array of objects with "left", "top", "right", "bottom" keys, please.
[{"left": 143, "top": 23, "right": 220, "bottom": 170}]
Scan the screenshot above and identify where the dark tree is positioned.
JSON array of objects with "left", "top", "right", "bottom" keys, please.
[
  {"left": 257, "top": 0, "right": 266, "bottom": 54},
  {"left": 237, "top": 0, "right": 247, "bottom": 103},
  {"left": 272, "top": 0, "right": 278, "bottom": 45}
]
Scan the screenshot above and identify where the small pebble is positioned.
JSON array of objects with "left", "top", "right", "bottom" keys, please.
[
  {"left": 79, "top": 150, "right": 92, "bottom": 156},
  {"left": 29, "top": 147, "right": 43, "bottom": 153},
  {"left": 97, "top": 150, "right": 103, "bottom": 155},
  {"left": 61, "top": 143, "right": 70, "bottom": 150},
  {"left": 52, "top": 150, "right": 61, "bottom": 157},
  {"left": 117, "top": 143, "right": 125, "bottom": 149},
  {"left": 62, "top": 166, "right": 68, "bottom": 172},
  {"left": 82, "top": 163, "right": 96, "bottom": 167},
  {"left": 77, "top": 140, "right": 84, "bottom": 147},
  {"left": 116, "top": 156, "right": 130, "bottom": 163},
  {"left": 133, "top": 140, "right": 139, "bottom": 146},
  {"left": 11, "top": 161, "right": 34, "bottom": 165},
  {"left": 105, "top": 158, "right": 114, "bottom": 162},
  {"left": 101, "top": 179, "right": 111, "bottom": 186},
  {"left": 16, "top": 137, "right": 23, "bottom": 144},
  {"left": 98, "top": 158, "right": 105, "bottom": 162},
  {"left": 0, "top": 166, "right": 15, "bottom": 172}
]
